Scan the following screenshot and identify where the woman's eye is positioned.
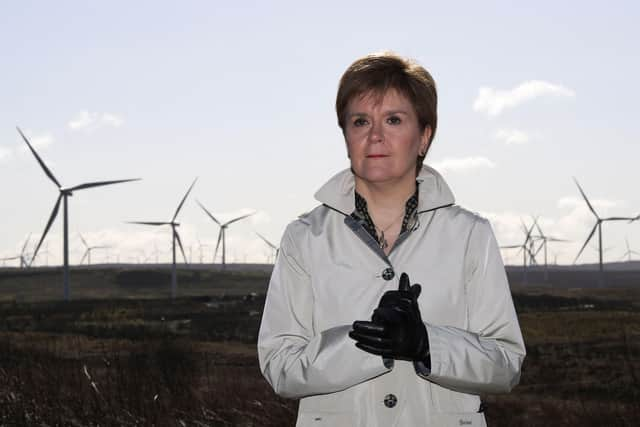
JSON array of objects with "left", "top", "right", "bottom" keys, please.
[
  {"left": 353, "top": 118, "right": 368, "bottom": 127},
  {"left": 387, "top": 116, "right": 401, "bottom": 125}
]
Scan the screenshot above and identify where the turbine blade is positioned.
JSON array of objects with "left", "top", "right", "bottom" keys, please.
[
  {"left": 31, "top": 194, "right": 62, "bottom": 264},
  {"left": 527, "top": 220, "right": 537, "bottom": 238},
  {"left": 17, "top": 126, "right": 61, "bottom": 188},
  {"left": 225, "top": 212, "right": 255, "bottom": 226},
  {"left": 79, "top": 233, "right": 89, "bottom": 249},
  {"left": 602, "top": 216, "right": 636, "bottom": 221},
  {"left": 213, "top": 231, "right": 222, "bottom": 262},
  {"left": 174, "top": 229, "right": 188, "bottom": 264},
  {"left": 573, "top": 177, "right": 599, "bottom": 219},
  {"left": 80, "top": 250, "right": 88, "bottom": 265},
  {"left": 255, "top": 232, "right": 277, "bottom": 250},
  {"left": 172, "top": 178, "right": 198, "bottom": 221},
  {"left": 68, "top": 178, "right": 141, "bottom": 192},
  {"left": 20, "top": 233, "right": 32, "bottom": 254},
  {"left": 526, "top": 244, "right": 538, "bottom": 264},
  {"left": 499, "top": 244, "right": 521, "bottom": 249},
  {"left": 532, "top": 215, "right": 545, "bottom": 238},
  {"left": 574, "top": 223, "right": 598, "bottom": 264},
  {"left": 196, "top": 200, "right": 221, "bottom": 225},
  {"left": 127, "top": 221, "right": 171, "bottom": 226}
]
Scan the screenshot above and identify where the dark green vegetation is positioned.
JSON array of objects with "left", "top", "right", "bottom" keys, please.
[
  {"left": 0, "top": 266, "right": 270, "bottom": 302},
  {"left": 1, "top": 267, "right": 639, "bottom": 426}
]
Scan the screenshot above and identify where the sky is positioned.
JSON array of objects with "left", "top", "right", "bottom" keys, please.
[{"left": 1, "top": 1, "right": 640, "bottom": 267}]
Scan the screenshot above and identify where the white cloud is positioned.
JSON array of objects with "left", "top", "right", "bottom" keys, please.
[
  {"left": 68, "top": 111, "right": 94, "bottom": 129},
  {"left": 473, "top": 80, "right": 575, "bottom": 117},
  {"left": 494, "top": 128, "right": 529, "bottom": 145},
  {"left": 557, "top": 196, "right": 620, "bottom": 211},
  {"left": 30, "top": 133, "right": 54, "bottom": 149},
  {"left": 68, "top": 111, "right": 125, "bottom": 131},
  {"left": 429, "top": 156, "right": 496, "bottom": 173},
  {"left": 101, "top": 113, "right": 125, "bottom": 127},
  {"left": 0, "top": 146, "right": 11, "bottom": 162}
]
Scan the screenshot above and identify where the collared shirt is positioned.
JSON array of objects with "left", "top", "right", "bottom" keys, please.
[{"left": 351, "top": 183, "right": 420, "bottom": 246}]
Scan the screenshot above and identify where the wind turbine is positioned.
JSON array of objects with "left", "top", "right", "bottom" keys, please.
[
  {"left": 621, "top": 238, "right": 640, "bottom": 262},
  {"left": 196, "top": 201, "right": 254, "bottom": 270},
  {"left": 531, "top": 218, "right": 569, "bottom": 282},
  {"left": 128, "top": 178, "right": 197, "bottom": 298},
  {"left": 196, "top": 238, "right": 210, "bottom": 264},
  {"left": 78, "top": 233, "right": 110, "bottom": 265},
  {"left": 500, "top": 219, "right": 537, "bottom": 285},
  {"left": 255, "top": 232, "right": 279, "bottom": 264},
  {"left": 573, "top": 177, "right": 636, "bottom": 287},
  {"left": 2, "top": 234, "right": 34, "bottom": 268},
  {"left": 18, "top": 127, "right": 140, "bottom": 300},
  {"left": 521, "top": 217, "right": 541, "bottom": 267},
  {"left": 19, "top": 233, "right": 32, "bottom": 267}
]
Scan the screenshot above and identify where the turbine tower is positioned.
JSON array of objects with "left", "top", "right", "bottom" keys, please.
[
  {"left": 18, "top": 126, "right": 140, "bottom": 300},
  {"left": 573, "top": 177, "right": 636, "bottom": 287},
  {"left": 128, "top": 178, "right": 197, "bottom": 298},
  {"left": 196, "top": 200, "right": 254, "bottom": 270}
]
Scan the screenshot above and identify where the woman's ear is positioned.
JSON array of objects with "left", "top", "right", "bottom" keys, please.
[{"left": 420, "top": 126, "right": 432, "bottom": 155}]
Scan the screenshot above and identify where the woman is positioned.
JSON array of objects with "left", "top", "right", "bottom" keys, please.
[{"left": 258, "top": 52, "right": 525, "bottom": 427}]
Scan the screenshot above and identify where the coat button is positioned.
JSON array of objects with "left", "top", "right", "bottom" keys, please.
[
  {"left": 384, "top": 394, "right": 397, "bottom": 408},
  {"left": 382, "top": 268, "right": 395, "bottom": 281}
]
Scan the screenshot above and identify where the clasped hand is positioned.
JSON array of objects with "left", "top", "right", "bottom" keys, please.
[{"left": 349, "top": 272, "right": 429, "bottom": 362}]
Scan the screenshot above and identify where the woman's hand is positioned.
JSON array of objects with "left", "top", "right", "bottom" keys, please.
[{"left": 349, "top": 272, "right": 430, "bottom": 362}]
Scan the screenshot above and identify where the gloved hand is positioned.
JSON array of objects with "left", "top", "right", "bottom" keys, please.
[{"left": 349, "top": 272, "right": 430, "bottom": 362}]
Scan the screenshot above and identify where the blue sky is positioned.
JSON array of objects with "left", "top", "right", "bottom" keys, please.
[{"left": 2, "top": 1, "right": 639, "bottom": 266}]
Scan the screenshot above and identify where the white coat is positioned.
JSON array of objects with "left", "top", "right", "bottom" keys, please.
[{"left": 258, "top": 165, "right": 526, "bottom": 427}]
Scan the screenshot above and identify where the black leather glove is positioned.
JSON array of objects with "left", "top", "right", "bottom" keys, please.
[{"left": 349, "top": 272, "right": 430, "bottom": 362}]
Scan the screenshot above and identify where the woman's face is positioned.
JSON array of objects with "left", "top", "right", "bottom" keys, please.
[{"left": 344, "top": 89, "right": 431, "bottom": 186}]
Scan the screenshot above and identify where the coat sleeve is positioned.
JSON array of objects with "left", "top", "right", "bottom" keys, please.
[
  {"left": 257, "top": 221, "right": 390, "bottom": 399},
  {"left": 415, "top": 217, "right": 526, "bottom": 394}
]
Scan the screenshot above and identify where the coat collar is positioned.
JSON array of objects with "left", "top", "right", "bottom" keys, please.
[{"left": 313, "top": 165, "right": 456, "bottom": 216}]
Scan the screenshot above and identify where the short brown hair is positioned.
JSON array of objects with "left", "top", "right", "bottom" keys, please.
[{"left": 335, "top": 52, "right": 438, "bottom": 170}]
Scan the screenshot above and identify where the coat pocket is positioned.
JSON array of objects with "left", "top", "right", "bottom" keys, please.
[
  {"left": 430, "top": 412, "right": 487, "bottom": 427},
  {"left": 295, "top": 412, "right": 354, "bottom": 427}
]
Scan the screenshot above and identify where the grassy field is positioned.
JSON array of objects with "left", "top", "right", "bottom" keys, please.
[{"left": 1, "top": 266, "right": 639, "bottom": 426}]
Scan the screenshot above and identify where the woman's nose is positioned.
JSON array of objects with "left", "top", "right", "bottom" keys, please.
[{"left": 368, "top": 120, "right": 384, "bottom": 143}]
